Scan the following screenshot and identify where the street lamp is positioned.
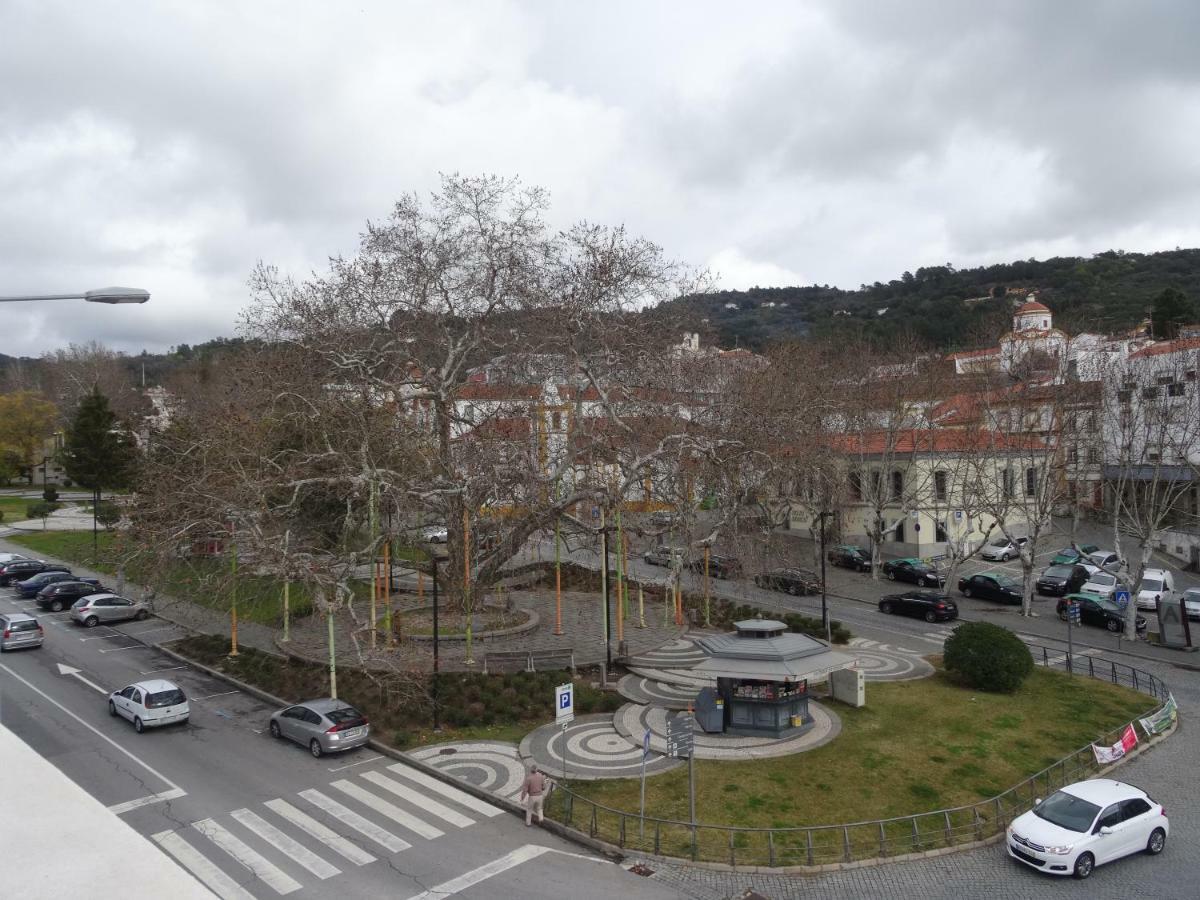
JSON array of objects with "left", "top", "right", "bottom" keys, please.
[
  {"left": 423, "top": 546, "right": 447, "bottom": 732},
  {"left": 0, "top": 286, "right": 150, "bottom": 304}
]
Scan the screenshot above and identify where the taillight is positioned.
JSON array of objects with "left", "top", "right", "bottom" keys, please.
[{"left": 2, "top": 630, "right": 9, "bottom": 638}]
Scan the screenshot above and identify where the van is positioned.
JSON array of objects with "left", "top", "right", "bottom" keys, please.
[{"left": 1135, "top": 568, "right": 1175, "bottom": 611}]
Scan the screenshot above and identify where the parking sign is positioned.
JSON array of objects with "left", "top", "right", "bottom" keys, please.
[{"left": 555, "top": 683, "right": 574, "bottom": 725}]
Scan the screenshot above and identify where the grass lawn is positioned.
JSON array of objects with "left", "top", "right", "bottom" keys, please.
[
  {"left": 562, "top": 665, "right": 1153, "bottom": 835},
  {"left": 0, "top": 495, "right": 47, "bottom": 522}
]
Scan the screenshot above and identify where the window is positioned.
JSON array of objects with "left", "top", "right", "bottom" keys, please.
[
  {"left": 1168, "top": 382, "right": 1185, "bottom": 397},
  {"left": 1095, "top": 804, "right": 1124, "bottom": 831},
  {"left": 1025, "top": 467, "right": 1037, "bottom": 497},
  {"left": 1187, "top": 370, "right": 1197, "bottom": 382},
  {"left": 1120, "top": 798, "right": 1152, "bottom": 820},
  {"left": 890, "top": 470, "right": 903, "bottom": 501},
  {"left": 1003, "top": 467, "right": 1014, "bottom": 499},
  {"left": 1148, "top": 451, "right": 1160, "bottom": 463},
  {"left": 1117, "top": 389, "right": 1132, "bottom": 404},
  {"left": 1068, "top": 447, "right": 1078, "bottom": 463},
  {"left": 849, "top": 471, "right": 863, "bottom": 501},
  {"left": 934, "top": 470, "right": 948, "bottom": 502},
  {"left": 1157, "top": 374, "right": 1174, "bottom": 386},
  {"left": 1143, "top": 386, "right": 1159, "bottom": 400}
]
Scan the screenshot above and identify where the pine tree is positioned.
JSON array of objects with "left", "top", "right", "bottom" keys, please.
[{"left": 62, "top": 387, "right": 137, "bottom": 492}]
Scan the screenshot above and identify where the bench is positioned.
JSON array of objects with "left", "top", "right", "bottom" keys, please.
[{"left": 482, "top": 648, "right": 576, "bottom": 675}]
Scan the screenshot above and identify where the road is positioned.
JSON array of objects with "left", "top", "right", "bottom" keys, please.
[{"left": 0, "top": 581, "right": 683, "bottom": 898}]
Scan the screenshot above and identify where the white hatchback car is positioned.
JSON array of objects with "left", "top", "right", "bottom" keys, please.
[
  {"left": 1080, "top": 570, "right": 1118, "bottom": 599},
  {"left": 1007, "top": 779, "right": 1168, "bottom": 879},
  {"left": 109, "top": 679, "right": 190, "bottom": 733},
  {"left": 981, "top": 537, "right": 1029, "bottom": 561}
]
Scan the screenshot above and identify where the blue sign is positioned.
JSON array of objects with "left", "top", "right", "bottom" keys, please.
[
  {"left": 1114, "top": 589, "right": 1131, "bottom": 610},
  {"left": 555, "top": 683, "right": 574, "bottom": 725},
  {"left": 643, "top": 728, "right": 651, "bottom": 759}
]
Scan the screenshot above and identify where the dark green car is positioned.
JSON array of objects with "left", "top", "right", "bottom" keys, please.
[{"left": 1051, "top": 545, "right": 1099, "bottom": 566}]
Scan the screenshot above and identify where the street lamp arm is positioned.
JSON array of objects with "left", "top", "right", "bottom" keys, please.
[{"left": 0, "top": 286, "right": 150, "bottom": 304}]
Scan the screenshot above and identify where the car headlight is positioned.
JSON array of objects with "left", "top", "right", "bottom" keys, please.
[{"left": 1044, "top": 844, "right": 1074, "bottom": 855}]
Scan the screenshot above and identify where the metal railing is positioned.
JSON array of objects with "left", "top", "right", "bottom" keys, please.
[{"left": 545, "top": 645, "right": 1174, "bottom": 868}]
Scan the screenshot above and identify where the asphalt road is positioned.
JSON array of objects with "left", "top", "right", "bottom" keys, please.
[{"left": 0, "top": 586, "right": 683, "bottom": 899}]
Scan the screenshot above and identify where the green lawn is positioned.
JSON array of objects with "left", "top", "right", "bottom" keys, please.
[
  {"left": 0, "top": 495, "right": 46, "bottom": 522},
  {"left": 560, "top": 666, "right": 1152, "bottom": 832}
]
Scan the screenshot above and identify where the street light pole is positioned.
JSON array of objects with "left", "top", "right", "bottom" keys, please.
[
  {"left": 819, "top": 511, "right": 832, "bottom": 644},
  {"left": 431, "top": 555, "right": 441, "bottom": 732}
]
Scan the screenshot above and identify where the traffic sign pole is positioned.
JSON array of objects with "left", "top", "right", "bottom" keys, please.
[{"left": 639, "top": 728, "right": 650, "bottom": 842}]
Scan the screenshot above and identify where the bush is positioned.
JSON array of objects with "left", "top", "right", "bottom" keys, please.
[
  {"left": 95, "top": 501, "right": 121, "bottom": 529},
  {"left": 943, "top": 622, "right": 1034, "bottom": 693},
  {"left": 42, "top": 486, "right": 59, "bottom": 503},
  {"left": 26, "top": 501, "right": 54, "bottom": 522}
]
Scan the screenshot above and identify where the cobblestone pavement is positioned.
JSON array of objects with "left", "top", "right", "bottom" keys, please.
[
  {"left": 628, "top": 653, "right": 1200, "bottom": 899},
  {"left": 520, "top": 713, "right": 684, "bottom": 780},
  {"left": 408, "top": 740, "right": 528, "bottom": 800}
]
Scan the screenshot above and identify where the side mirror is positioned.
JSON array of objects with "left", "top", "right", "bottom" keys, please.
[
  {"left": 1033, "top": 798, "right": 1042, "bottom": 807},
  {"left": 1099, "top": 826, "right": 1114, "bottom": 836}
]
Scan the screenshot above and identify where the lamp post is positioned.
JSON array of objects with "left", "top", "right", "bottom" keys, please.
[
  {"left": 818, "top": 511, "right": 834, "bottom": 644},
  {"left": 424, "top": 547, "right": 446, "bottom": 732},
  {"left": 0, "top": 286, "right": 150, "bottom": 304}
]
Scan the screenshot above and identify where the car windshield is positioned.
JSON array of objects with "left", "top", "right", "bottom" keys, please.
[
  {"left": 1044, "top": 566, "right": 1073, "bottom": 578},
  {"left": 1034, "top": 790, "right": 1101, "bottom": 833},
  {"left": 1139, "top": 578, "right": 1163, "bottom": 592},
  {"left": 1089, "top": 574, "right": 1116, "bottom": 586},
  {"left": 1095, "top": 597, "right": 1121, "bottom": 614},
  {"left": 1184, "top": 589, "right": 1200, "bottom": 602},
  {"left": 146, "top": 689, "right": 186, "bottom": 708},
  {"left": 989, "top": 540, "right": 1009, "bottom": 548},
  {"left": 994, "top": 576, "right": 1018, "bottom": 589},
  {"left": 1057, "top": 548, "right": 1077, "bottom": 557},
  {"left": 326, "top": 706, "right": 366, "bottom": 725}
]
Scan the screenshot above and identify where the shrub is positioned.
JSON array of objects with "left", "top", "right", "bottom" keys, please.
[
  {"left": 943, "top": 622, "right": 1034, "bottom": 693},
  {"left": 42, "top": 486, "right": 59, "bottom": 503},
  {"left": 96, "top": 501, "right": 121, "bottom": 529},
  {"left": 26, "top": 501, "right": 54, "bottom": 522}
]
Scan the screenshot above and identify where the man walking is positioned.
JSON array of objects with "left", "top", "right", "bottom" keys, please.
[{"left": 520, "top": 763, "right": 548, "bottom": 826}]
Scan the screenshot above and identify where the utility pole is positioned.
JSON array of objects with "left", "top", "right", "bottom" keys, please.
[
  {"left": 819, "top": 511, "right": 832, "bottom": 644},
  {"left": 431, "top": 556, "right": 441, "bottom": 730},
  {"left": 601, "top": 507, "right": 612, "bottom": 671}
]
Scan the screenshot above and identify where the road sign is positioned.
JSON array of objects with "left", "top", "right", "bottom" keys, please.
[
  {"left": 643, "top": 728, "right": 651, "bottom": 759},
  {"left": 555, "top": 683, "right": 574, "bottom": 725},
  {"left": 665, "top": 715, "right": 694, "bottom": 758},
  {"left": 1114, "top": 589, "right": 1131, "bottom": 610}
]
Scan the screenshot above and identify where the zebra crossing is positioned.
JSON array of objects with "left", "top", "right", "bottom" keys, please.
[{"left": 152, "top": 762, "right": 503, "bottom": 898}]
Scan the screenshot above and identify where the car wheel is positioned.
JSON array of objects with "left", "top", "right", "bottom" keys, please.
[
  {"left": 924, "top": 611, "right": 937, "bottom": 623},
  {"left": 269, "top": 720, "right": 281, "bottom": 739},
  {"left": 133, "top": 717, "right": 145, "bottom": 734},
  {"left": 1059, "top": 609, "right": 1069, "bottom": 622},
  {"left": 1001, "top": 552, "right": 1011, "bottom": 561},
  {"left": 887, "top": 571, "right": 896, "bottom": 581},
  {"left": 309, "top": 739, "right": 323, "bottom": 759},
  {"left": 1147, "top": 827, "right": 1166, "bottom": 855},
  {"left": 880, "top": 601, "right": 893, "bottom": 614},
  {"left": 108, "top": 700, "right": 117, "bottom": 716},
  {"left": 1072, "top": 852, "right": 1094, "bottom": 879},
  {"left": 1107, "top": 618, "right": 1122, "bottom": 633},
  {"left": 49, "top": 600, "right": 64, "bottom": 612},
  {"left": 84, "top": 616, "right": 99, "bottom": 628},
  {"left": 787, "top": 584, "right": 801, "bottom": 596},
  {"left": 135, "top": 609, "right": 150, "bottom": 620},
  {"left": 962, "top": 587, "right": 972, "bottom": 598}
]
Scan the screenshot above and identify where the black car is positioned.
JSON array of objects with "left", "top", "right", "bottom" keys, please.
[
  {"left": 35, "top": 579, "right": 105, "bottom": 612},
  {"left": 827, "top": 545, "right": 872, "bottom": 573},
  {"left": 690, "top": 554, "right": 742, "bottom": 579},
  {"left": 1058, "top": 593, "right": 1147, "bottom": 634},
  {"left": 643, "top": 546, "right": 686, "bottom": 567},
  {"left": 754, "top": 567, "right": 820, "bottom": 595},
  {"left": 14, "top": 570, "right": 78, "bottom": 598},
  {"left": 881, "top": 559, "right": 945, "bottom": 588},
  {"left": 1036, "top": 564, "right": 1090, "bottom": 597},
  {"left": 878, "top": 590, "right": 959, "bottom": 622},
  {"left": 957, "top": 572, "right": 1023, "bottom": 604},
  {"left": 0, "top": 560, "right": 70, "bottom": 587}
]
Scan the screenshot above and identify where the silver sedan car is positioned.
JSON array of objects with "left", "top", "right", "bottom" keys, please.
[
  {"left": 0, "top": 612, "right": 44, "bottom": 651},
  {"left": 269, "top": 698, "right": 370, "bottom": 758},
  {"left": 71, "top": 593, "right": 149, "bottom": 627}
]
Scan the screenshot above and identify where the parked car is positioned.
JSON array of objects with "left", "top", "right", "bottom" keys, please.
[
  {"left": 269, "top": 698, "right": 370, "bottom": 758},
  {"left": 1080, "top": 570, "right": 1119, "bottom": 599},
  {"left": 827, "top": 544, "right": 872, "bottom": 572},
  {"left": 1036, "top": 564, "right": 1091, "bottom": 597},
  {"left": 0, "top": 612, "right": 44, "bottom": 651},
  {"left": 1181, "top": 588, "right": 1200, "bottom": 621},
  {"left": 71, "top": 593, "right": 150, "bottom": 627},
  {"left": 420, "top": 524, "right": 448, "bottom": 543},
  {"left": 0, "top": 552, "right": 29, "bottom": 566},
  {"left": 108, "top": 680, "right": 190, "bottom": 733},
  {"left": 1051, "top": 545, "right": 1100, "bottom": 566},
  {"left": 0, "top": 560, "right": 69, "bottom": 587},
  {"left": 958, "top": 572, "right": 1023, "bottom": 604},
  {"left": 13, "top": 570, "right": 79, "bottom": 598},
  {"left": 980, "top": 536, "right": 1030, "bottom": 561},
  {"left": 1135, "top": 569, "right": 1175, "bottom": 612},
  {"left": 1006, "top": 778, "right": 1167, "bottom": 879},
  {"left": 881, "top": 558, "right": 945, "bottom": 587},
  {"left": 647, "top": 510, "right": 678, "bottom": 529},
  {"left": 754, "top": 567, "right": 820, "bottom": 595},
  {"left": 878, "top": 590, "right": 958, "bottom": 622},
  {"left": 36, "top": 579, "right": 105, "bottom": 611},
  {"left": 1057, "top": 593, "right": 1147, "bottom": 634},
  {"left": 690, "top": 554, "right": 742, "bottom": 579},
  {"left": 643, "top": 546, "right": 686, "bottom": 567},
  {"left": 1087, "top": 550, "right": 1125, "bottom": 572}
]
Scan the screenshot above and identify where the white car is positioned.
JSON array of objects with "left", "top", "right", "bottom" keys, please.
[
  {"left": 0, "top": 552, "right": 29, "bottom": 565},
  {"left": 1080, "top": 570, "right": 1118, "bottom": 599},
  {"left": 1087, "top": 550, "right": 1124, "bottom": 571},
  {"left": 1135, "top": 568, "right": 1175, "bottom": 612},
  {"left": 1181, "top": 588, "right": 1200, "bottom": 621},
  {"left": 1007, "top": 779, "right": 1168, "bottom": 879},
  {"left": 108, "top": 679, "right": 190, "bottom": 733},
  {"left": 981, "top": 537, "right": 1029, "bottom": 561}
]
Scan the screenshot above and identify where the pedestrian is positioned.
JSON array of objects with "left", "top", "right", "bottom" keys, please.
[{"left": 519, "top": 763, "right": 548, "bottom": 826}]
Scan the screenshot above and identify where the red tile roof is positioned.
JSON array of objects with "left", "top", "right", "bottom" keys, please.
[
  {"left": 455, "top": 383, "right": 542, "bottom": 401},
  {"left": 1016, "top": 299, "right": 1050, "bottom": 314},
  {"left": 1129, "top": 337, "right": 1200, "bottom": 359}
]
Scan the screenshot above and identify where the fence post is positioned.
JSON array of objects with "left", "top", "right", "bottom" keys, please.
[
  {"left": 564, "top": 791, "right": 573, "bottom": 825},
  {"left": 653, "top": 820, "right": 660, "bottom": 855},
  {"left": 619, "top": 814, "right": 626, "bottom": 848},
  {"left": 806, "top": 829, "right": 814, "bottom": 866},
  {"left": 768, "top": 830, "right": 775, "bottom": 867},
  {"left": 943, "top": 811, "right": 953, "bottom": 847},
  {"left": 1042, "top": 646, "right": 1049, "bottom": 666},
  {"left": 878, "top": 821, "right": 887, "bottom": 857},
  {"left": 1133, "top": 669, "right": 1139, "bottom": 692},
  {"left": 1111, "top": 661, "right": 1118, "bottom": 684},
  {"left": 974, "top": 807, "right": 983, "bottom": 842},
  {"left": 589, "top": 804, "right": 597, "bottom": 838},
  {"left": 729, "top": 829, "right": 735, "bottom": 866},
  {"left": 994, "top": 796, "right": 1004, "bottom": 829},
  {"left": 911, "top": 817, "right": 920, "bottom": 851},
  {"left": 843, "top": 826, "right": 852, "bottom": 863},
  {"left": 691, "top": 825, "right": 698, "bottom": 861},
  {"left": 1089, "top": 656, "right": 1095, "bottom": 678}
]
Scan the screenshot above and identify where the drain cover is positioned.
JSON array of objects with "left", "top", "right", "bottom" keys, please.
[
  {"left": 438, "top": 747, "right": 458, "bottom": 755},
  {"left": 629, "top": 864, "right": 654, "bottom": 877}
]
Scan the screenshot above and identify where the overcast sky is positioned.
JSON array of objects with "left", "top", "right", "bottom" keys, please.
[{"left": 3, "top": 0, "right": 1199, "bottom": 356}]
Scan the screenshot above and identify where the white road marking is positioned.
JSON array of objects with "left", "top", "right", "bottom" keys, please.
[
  {"left": 153, "top": 830, "right": 257, "bottom": 900},
  {"left": 97, "top": 644, "right": 144, "bottom": 653},
  {"left": 193, "top": 817, "right": 302, "bottom": 894},
  {"left": 54, "top": 662, "right": 108, "bottom": 694},
  {"left": 327, "top": 753, "right": 383, "bottom": 772},
  {"left": 231, "top": 807, "right": 341, "bottom": 879},
  {"left": 402, "top": 845, "right": 613, "bottom": 899},
  {"left": 299, "top": 788, "right": 411, "bottom": 853},
  {"left": 331, "top": 779, "right": 444, "bottom": 840},
  {"left": 108, "top": 787, "right": 186, "bottom": 814},
  {"left": 192, "top": 690, "right": 241, "bottom": 701},
  {"left": 119, "top": 625, "right": 178, "bottom": 637},
  {"left": 361, "top": 770, "right": 475, "bottom": 828},
  {"left": 140, "top": 665, "right": 190, "bottom": 675},
  {"left": 265, "top": 798, "right": 376, "bottom": 865},
  {"left": 78, "top": 632, "right": 132, "bottom": 641},
  {"left": 385, "top": 763, "right": 505, "bottom": 817}
]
